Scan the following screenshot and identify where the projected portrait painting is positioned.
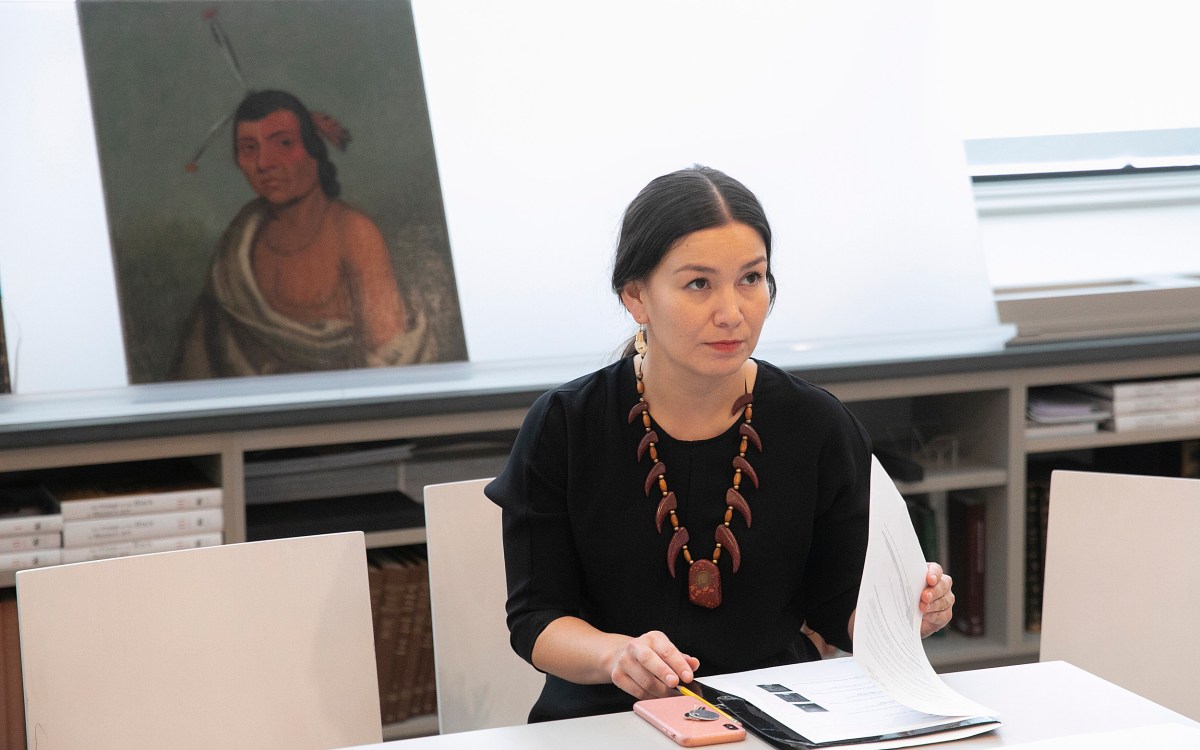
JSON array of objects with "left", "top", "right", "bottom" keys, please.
[{"left": 78, "top": 0, "right": 467, "bottom": 382}]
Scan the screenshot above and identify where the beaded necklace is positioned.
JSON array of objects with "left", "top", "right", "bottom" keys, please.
[{"left": 628, "top": 361, "right": 762, "bottom": 608}]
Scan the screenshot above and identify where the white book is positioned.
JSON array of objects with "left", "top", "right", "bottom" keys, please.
[
  {"left": 1074, "top": 377, "right": 1200, "bottom": 401},
  {"left": 0, "top": 532, "right": 61, "bottom": 554},
  {"left": 0, "top": 548, "right": 62, "bottom": 572},
  {"left": 59, "top": 486, "right": 222, "bottom": 521},
  {"left": 1109, "top": 391, "right": 1200, "bottom": 415},
  {"left": 1102, "top": 407, "right": 1200, "bottom": 433},
  {"left": 60, "top": 532, "right": 223, "bottom": 564},
  {"left": 62, "top": 508, "right": 224, "bottom": 548}
]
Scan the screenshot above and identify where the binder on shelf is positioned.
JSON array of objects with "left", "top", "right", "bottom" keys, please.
[
  {"left": 904, "top": 497, "right": 939, "bottom": 563},
  {"left": 948, "top": 492, "right": 986, "bottom": 637}
]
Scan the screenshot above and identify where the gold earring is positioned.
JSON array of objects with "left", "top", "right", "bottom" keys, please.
[{"left": 634, "top": 325, "right": 648, "bottom": 356}]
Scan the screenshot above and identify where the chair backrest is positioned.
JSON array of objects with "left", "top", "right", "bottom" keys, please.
[
  {"left": 1041, "top": 469, "right": 1200, "bottom": 720},
  {"left": 16, "top": 531, "right": 381, "bottom": 750},
  {"left": 424, "top": 478, "right": 543, "bottom": 733}
]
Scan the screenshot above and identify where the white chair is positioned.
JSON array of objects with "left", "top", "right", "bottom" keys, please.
[
  {"left": 16, "top": 531, "right": 381, "bottom": 750},
  {"left": 1040, "top": 469, "right": 1200, "bottom": 720},
  {"left": 424, "top": 479, "right": 543, "bottom": 733}
]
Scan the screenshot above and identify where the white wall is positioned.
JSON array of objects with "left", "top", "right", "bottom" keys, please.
[{"left": 1, "top": 0, "right": 1006, "bottom": 394}]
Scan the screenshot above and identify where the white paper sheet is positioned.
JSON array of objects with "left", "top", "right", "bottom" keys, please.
[
  {"left": 699, "top": 657, "right": 996, "bottom": 748},
  {"left": 852, "top": 456, "right": 996, "bottom": 718}
]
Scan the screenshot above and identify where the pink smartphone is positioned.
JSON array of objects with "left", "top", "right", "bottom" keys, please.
[{"left": 633, "top": 695, "right": 746, "bottom": 747}]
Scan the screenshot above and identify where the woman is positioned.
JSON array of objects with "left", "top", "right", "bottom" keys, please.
[
  {"left": 173, "top": 90, "right": 436, "bottom": 379},
  {"left": 486, "top": 165, "right": 954, "bottom": 722}
]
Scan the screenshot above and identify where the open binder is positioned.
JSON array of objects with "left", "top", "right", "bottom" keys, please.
[
  {"left": 677, "top": 457, "right": 1004, "bottom": 749},
  {"left": 689, "top": 657, "right": 1000, "bottom": 749}
]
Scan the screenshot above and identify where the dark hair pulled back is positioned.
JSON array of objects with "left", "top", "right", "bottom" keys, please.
[
  {"left": 611, "top": 165, "right": 775, "bottom": 357},
  {"left": 233, "top": 89, "right": 341, "bottom": 199}
]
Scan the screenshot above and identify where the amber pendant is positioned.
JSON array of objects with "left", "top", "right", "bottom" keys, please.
[{"left": 688, "top": 559, "right": 722, "bottom": 608}]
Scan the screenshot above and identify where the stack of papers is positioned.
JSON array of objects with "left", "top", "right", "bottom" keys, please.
[{"left": 1025, "top": 387, "right": 1111, "bottom": 439}]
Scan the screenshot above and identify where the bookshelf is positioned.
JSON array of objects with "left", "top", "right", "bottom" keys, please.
[{"left": 1, "top": 331, "right": 1199, "bottom": 737}]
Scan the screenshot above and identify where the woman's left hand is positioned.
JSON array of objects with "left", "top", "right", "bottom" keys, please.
[{"left": 919, "top": 562, "right": 954, "bottom": 638}]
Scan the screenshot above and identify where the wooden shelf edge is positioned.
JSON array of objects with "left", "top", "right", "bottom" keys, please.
[{"left": 382, "top": 713, "right": 439, "bottom": 740}]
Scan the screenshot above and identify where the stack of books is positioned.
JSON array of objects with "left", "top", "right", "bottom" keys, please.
[
  {"left": 1025, "top": 386, "right": 1111, "bottom": 439},
  {"left": 0, "top": 485, "right": 63, "bottom": 573},
  {"left": 48, "top": 462, "right": 223, "bottom": 563},
  {"left": 368, "top": 548, "right": 436, "bottom": 724},
  {"left": 1071, "top": 377, "right": 1200, "bottom": 432}
]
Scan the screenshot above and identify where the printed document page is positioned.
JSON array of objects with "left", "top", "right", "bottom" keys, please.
[
  {"left": 699, "top": 657, "right": 993, "bottom": 747},
  {"left": 852, "top": 456, "right": 995, "bottom": 718}
]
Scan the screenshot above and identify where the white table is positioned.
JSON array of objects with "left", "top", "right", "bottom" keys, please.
[{"left": 346, "top": 661, "right": 1199, "bottom": 749}]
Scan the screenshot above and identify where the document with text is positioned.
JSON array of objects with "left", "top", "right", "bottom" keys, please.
[{"left": 693, "top": 456, "right": 1000, "bottom": 748}]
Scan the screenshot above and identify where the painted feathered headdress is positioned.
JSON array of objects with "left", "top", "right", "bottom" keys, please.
[{"left": 185, "top": 7, "right": 350, "bottom": 172}]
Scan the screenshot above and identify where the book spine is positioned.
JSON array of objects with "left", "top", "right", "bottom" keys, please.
[
  {"left": 0, "top": 513, "right": 64, "bottom": 537},
  {"left": 1024, "top": 479, "right": 1048, "bottom": 633},
  {"left": 59, "top": 532, "right": 224, "bottom": 564},
  {"left": 385, "top": 555, "right": 420, "bottom": 723},
  {"left": 371, "top": 552, "right": 406, "bottom": 724},
  {"left": 59, "top": 487, "right": 222, "bottom": 521},
  {"left": 61, "top": 508, "right": 224, "bottom": 548},
  {"left": 3, "top": 596, "right": 25, "bottom": 750},
  {"left": 1103, "top": 408, "right": 1200, "bottom": 432},
  {"left": 1110, "top": 392, "right": 1200, "bottom": 415},
  {"left": 0, "top": 548, "right": 62, "bottom": 572},
  {"left": 949, "top": 496, "right": 986, "bottom": 637},
  {"left": 0, "top": 532, "right": 61, "bottom": 554}
]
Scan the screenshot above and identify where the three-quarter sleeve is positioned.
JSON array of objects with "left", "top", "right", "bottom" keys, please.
[
  {"left": 485, "top": 392, "right": 581, "bottom": 665},
  {"left": 799, "top": 403, "right": 872, "bottom": 653}
]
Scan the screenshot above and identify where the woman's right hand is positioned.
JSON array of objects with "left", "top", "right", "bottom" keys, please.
[{"left": 607, "top": 630, "right": 701, "bottom": 700}]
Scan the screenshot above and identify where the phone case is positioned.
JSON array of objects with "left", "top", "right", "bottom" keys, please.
[{"left": 633, "top": 695, "right": 746, "bottom": 747}]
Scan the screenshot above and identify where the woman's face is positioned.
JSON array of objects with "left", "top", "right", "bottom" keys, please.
[
  {"left": 621, "top": 222, "right": 770, "bottom": 383},
  {"left": 235, "top": 108, "right": 320, "bottom": 206}
]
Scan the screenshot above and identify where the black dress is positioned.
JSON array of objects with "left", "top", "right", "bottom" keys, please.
[{"left": 485, "top": 357, "right": 871, "bottom": 722}]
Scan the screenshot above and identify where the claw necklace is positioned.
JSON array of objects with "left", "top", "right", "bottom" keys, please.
[{"left": 628, "top": 360, "right": 761, "bottom": 608}]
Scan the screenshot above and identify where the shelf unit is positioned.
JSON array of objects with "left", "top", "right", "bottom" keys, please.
[{"left": 2, "top": 332, "right": 1200, "bottom": 735}]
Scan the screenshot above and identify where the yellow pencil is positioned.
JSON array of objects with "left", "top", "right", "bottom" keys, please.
[{"left": 677, "top": 684, "right": 737, "bottom": 723}]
